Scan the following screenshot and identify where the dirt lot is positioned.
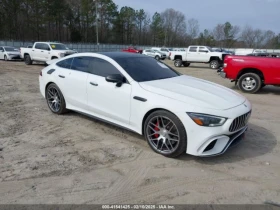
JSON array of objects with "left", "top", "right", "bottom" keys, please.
[{"left": 0, "top": 59, "right": 279, "bottom": 204}]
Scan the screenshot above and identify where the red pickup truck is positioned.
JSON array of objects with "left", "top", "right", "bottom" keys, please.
[
  {"left": 219, "top": 55, "right": 280, "bottom": 93},
  {"left": 122, "top": 46, "right": 143, "bottom": 54}
]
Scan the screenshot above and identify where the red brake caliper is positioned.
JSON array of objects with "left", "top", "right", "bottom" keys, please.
[{"left": 154, "top": 121, "right": 160, "bottom": 138}]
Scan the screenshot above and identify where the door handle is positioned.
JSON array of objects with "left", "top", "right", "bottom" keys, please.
[
  {"left": 59, "top": 75, "right": 65, "bottom": 78},
  {"left": 90, "top": 82, "right": 98, "bottom": 86},
  {"left": 41, "top": 51, "right": 43, "bottom": 52},
  {"left": 32, "top": 50, "right": 34, "bottom": 51}
]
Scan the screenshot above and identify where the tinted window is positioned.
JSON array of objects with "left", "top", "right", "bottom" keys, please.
[
  {"left": 41, "top": 44, "right": 50, "bottom": 51},
  {"left": 71, "top": 57, "right": 91, "bottom": 72},
  {"left": 146, "top": 50, "right": 150, "bottom": 52},
  {"left": 89, "top": 58, "right": 120, "bottom": 77},
  {"left": 189, "top": 47, "right": 197, "bottom": 52},
  {"left": 114, "top": 57, "right": 180, "bottom": 82},
  {"left": 35, "top": 43, "right": 42, "bottom": 49},
  {"left": 0, "top": 47, "right": 3, "bottom": 51},
  {"left": 56, "top": 58, "right": 73, "bottom": 69}
]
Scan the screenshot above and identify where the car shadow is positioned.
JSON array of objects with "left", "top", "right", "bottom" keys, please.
[
  {"left": 230, "top": 84, "right": 280, "bottom": 95},
  {"left": 187, "top": 65, "right": 210, "bottom": 69},
  {"left": 179, "top": 123, "right": 277, "bottom": 164}
]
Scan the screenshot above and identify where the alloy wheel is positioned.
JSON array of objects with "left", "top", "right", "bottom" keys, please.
[
  {"left": 146, "top": 116, "right": 180, "bottom": 155},
  {"left": 47, "top": 87, "right": 61, "bottom": 112},
  {"left": 241, "top": 77, "right": 256, "bottom": 91}
]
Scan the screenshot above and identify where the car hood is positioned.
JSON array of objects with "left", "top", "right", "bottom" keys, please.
[{"left": 139, "top": 75, "right": 246, "bottom": 110}]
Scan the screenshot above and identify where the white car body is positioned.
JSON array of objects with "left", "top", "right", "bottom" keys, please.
[
  {"left": 170, "top": 46, "right": 229, "bottom": 69},
  {"left": 20, "top": 42, "right": 76, "bottom": 64},
  {"left": 39, "top": 52, "right": 252, "bottom": 157},
  {"left": 0, "top": 46, "right": 22, "bottom": 61},
  {"left": 151, "top": 47, "right": 171, "bottom": 57},
  {"left": 142, "top": 49, "right": 166, "bottom": 60}
]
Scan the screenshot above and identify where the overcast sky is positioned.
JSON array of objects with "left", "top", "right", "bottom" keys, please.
[{"left": 113, "top": 0, "right": 280, "bottom": 33}]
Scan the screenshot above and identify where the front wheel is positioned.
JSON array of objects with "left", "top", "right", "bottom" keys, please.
[
  {"left": 174, "top": 59, "right": 182, "bottom": 67},
  {"left": 144, "top": 110, "right": 187, "bottom": 158},
  {"left": 24, "top": 54, "right": 33, "bottom": 65},
  {"left": 4, "top": 55, "right": 8, "bottom": 61},
  {"left": 238, "top": 73, "right": 262, "bottom": 93},
  {"left": 46, "top": 83, "right": 68, "bottom": 114},
  {"left": 155, "top": 55, "right": 160, "bottom": 61}
]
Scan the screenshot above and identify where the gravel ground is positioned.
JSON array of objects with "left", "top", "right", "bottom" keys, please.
[{"left": 0, "top": 59, "right": 279, "bottom": 204}]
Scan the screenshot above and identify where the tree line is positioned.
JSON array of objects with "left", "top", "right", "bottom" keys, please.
[{"left": 0, "top": 0, "right": 279, "bottom": 49}]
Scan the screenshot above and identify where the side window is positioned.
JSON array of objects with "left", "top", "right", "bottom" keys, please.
[
  {"left": 41, "top": 44, "right": 50, "bottom": 51},
  {"left": 35, "top": 43, "right": 42, "bottom": 49},
  {"left": 89, "top": 58, "right": 121, "bottom": 77},
  {"left": 71, "top": 57, "right": 91, "bottom": 72},
  {"left": 189, "top": 47, "right": 197, "bottom": 52},
  {"left": 0, "top": 47, "right": 3, "bottom": 51},
  {"left": 56, "top": 58, "right": 73, "bottom": 69}
]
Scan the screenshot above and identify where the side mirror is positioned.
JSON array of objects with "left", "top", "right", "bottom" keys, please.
[{"left": 106, "top": 74, "right": 125, "bottom": 87}]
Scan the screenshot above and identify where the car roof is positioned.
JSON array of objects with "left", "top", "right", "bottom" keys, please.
[{"left": 98, "top": 52, "right": 147, "bottom": 59}]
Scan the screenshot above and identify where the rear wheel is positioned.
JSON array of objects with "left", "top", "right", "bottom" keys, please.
[
  {"left": 238, "top": 73, "right": 262, "bottom": 93},
  {"left": 144, "top": 110, "right": 187, "bottom": 158},
  {"left": 209, "top": 60, "right": 219, "bottom": 69},
  {"left": 46, "top": 83, "right": 68, "bottom": 114},
  {"left": 174, "top": 59, "right": 182, "bottom": 67},
  {"left": 24, "top": 54, "right": 33, "bottom": 65},
  {"left": 183, "top": 62, "right": 190, "bottom": 67}
]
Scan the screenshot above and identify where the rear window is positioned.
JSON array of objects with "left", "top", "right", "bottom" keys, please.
[{"left": 114, "top": 57, "right": 180, "bottom": 82}]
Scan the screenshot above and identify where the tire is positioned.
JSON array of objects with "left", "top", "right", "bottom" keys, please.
[
  {"left": 155, "top": 55, "right": 160, "bottom": 61},
  {"left": 238, "top": 73, "right": 262, "bottom": 93},
  {"left": 24, "top": 54, "right": 33, "bottom": 65},
  {"left": 46, "top": 83, "right": 68, "bottom": 114},
  {"left": 4, "top": 55, "right": 8, "bottom": 61},
  {"left": 209, "top": 60, "right": 219, "bottom": 69},
  {"left": 174, "top": 59, "right": 182, "bottom": 67},
  {"left": 51, "top": 56, "right": 58, "bottom": 60},
  {"left": 144, "top": 110, "right": 187, "bottom": 158},
  {"left": 183, "top": 62, "right": 190, "bottom": 67}
]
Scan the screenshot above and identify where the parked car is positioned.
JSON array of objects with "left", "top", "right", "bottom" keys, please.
[
  {"left": 170, "top": 46, "right": 229, "bottom": 69},
  {"left": 0, "top": 46, "right": 22, "bottom": 61},
  {"left": 20, "top": 42, "right": 76, "bottom": 65},
  {"left": 218, "top": 55, "right": 280, "bottom": 93},
  {"left": 142, "top": 49, "right": 166, "bottom": 60},
  {"left": 39, "top": 52, "right": 252, "bottom": 158},
  {"left": 151, "top": 47, "right": 171, "bottom": 57},
  {"left": 122, "top": 46, "right": 143, "bottom": 54}
]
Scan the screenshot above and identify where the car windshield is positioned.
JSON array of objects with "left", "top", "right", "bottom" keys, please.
[
  {"left": 50, "top": 43, "right": 67, "bottom": 50},
  {"left": 206, "top": 46, "right": 214, "bottom": 52},
  {"left": 114, "top": 57, "right": 180, "bottom": 82},
  {"left": 4, "top": 47, "right": 18, "bottom": 51}
]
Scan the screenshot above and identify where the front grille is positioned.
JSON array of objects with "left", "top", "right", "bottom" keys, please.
[{"left": 229, "top": 111, "right": 251, "bottom": 132}]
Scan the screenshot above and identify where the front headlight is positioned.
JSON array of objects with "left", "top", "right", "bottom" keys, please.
[
  {"left": 187, "top": 112, "right": 227, "bottom": 127},
  {"left": 58, "top": 53, "right": 65, "bottom": 57}
]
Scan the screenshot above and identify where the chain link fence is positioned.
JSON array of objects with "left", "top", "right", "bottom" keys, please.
[{"left": 1, "top": 40, "right": 280, "bottom": 54}]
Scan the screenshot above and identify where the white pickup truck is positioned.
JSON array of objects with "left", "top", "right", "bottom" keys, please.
[
  {"left": 169, "top": 46, "right": 229, "bottom": 69},
  {"left": 20, "top": 42, "right": 76, "bottom": 65}
]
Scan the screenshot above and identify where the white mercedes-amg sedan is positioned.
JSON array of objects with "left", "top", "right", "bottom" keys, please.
[{"left": 39, "top": 52, "right": 252, "bottom": 158}]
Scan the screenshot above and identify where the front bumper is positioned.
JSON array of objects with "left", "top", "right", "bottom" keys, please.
[
  {"left": 7, "top": 55, "right": 22, "bottom": 60},
  {"left": 176, "top": 100, "right": 252, "bottom": 157}
]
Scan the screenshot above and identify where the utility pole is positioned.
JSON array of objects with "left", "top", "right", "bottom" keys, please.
[{"left": 93, "top": 0, "right": 99, "bottom": 51}]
